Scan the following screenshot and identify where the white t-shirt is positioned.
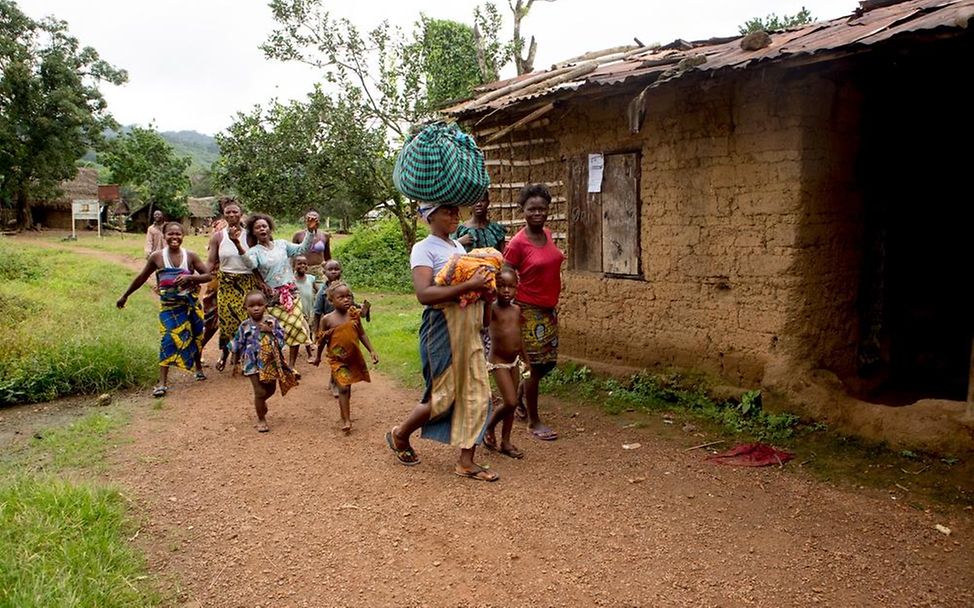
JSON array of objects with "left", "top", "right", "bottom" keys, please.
[{"left": 409, "top": 234, "right": 465, "bottom": 274}]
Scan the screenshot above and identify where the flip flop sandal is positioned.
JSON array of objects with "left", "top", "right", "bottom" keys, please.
[
  {"left": 530, "top": 427, "right": 559, "bottom": 441},
  {"left": 514, "top": 401, "right": 528, "bottom": 421},
  {"left": 151, "top": 386, "right": 168, "bottom": 398},
  {"left": 385, "top": 430, "right": 420, "bottom": 466},
  {"left": 215, "top": 359, "right": 227, "bottom": 372},
  {"left": 455, "top": 467, "right": 499, "bottom": 482},
  {"left": 484, "top": 437, "right": 524, "bottom": 459},
  {"left": 195, "top": 371, "right": 207, "bottom": 381}
]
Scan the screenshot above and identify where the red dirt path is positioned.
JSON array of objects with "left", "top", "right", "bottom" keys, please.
[{"left": 111, "top": 345, "right": 972, "bottom": 607}]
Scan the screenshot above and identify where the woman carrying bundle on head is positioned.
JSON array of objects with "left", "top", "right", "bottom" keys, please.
[{"left": 385, "top": 121, "right": 500, "bottom": 482}]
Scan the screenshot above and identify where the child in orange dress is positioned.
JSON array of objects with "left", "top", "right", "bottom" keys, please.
[{"left": 312, "top": 282, "right": 378, "bottom": 434}]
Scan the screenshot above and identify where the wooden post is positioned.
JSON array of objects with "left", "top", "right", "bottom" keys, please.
[{"left": 485, "top": 103, "right": 555, "bottom": 144}]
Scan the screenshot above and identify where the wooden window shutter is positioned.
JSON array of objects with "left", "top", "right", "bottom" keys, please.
[
  {"left": 567, "top": 155, "right": 603, "bottom": 272},
  {"left": 601, "top": 153, "right": 640, "bottom": 276}
]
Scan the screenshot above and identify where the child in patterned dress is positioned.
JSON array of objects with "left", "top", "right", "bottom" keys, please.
[{"left": 229, "top": 291, "right": 298, "bottom": 432}]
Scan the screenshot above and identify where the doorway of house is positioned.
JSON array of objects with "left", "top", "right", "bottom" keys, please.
[{"left": 854, "top": 34, "right": 973, "bottom": 405}]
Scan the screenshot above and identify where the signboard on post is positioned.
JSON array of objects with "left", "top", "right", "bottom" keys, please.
[{"left": 71, "top": 199, "right": 103, "bottom": 238}]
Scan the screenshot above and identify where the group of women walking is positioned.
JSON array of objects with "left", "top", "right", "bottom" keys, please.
[
  {"left": 118, "top": 121, "right": 565, "bottom": 482},
  {"left": 118, "top": 199, "right": 324, "bottom": 397}
]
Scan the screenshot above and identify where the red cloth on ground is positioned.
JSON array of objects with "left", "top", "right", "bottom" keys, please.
[
  {"left": 503, "top": 227, "right": 564, "bottom": 309},
  {"left": 706, "top": 443, "right": 794, "bottom": 467}
]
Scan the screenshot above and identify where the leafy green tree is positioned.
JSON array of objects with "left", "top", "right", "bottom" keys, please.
[
  {"left": 739, "top": 7, "right": 813, "bottom": 34},
  {"left": 0, "top": 1, "right": 127, "bottom": 228},
  {"left": 188, "top": 165, "right": 217, "bottom": 198},
  {"left": 416, "top": 17, "right": 483, "bottom": 110},
  {"left": 215, "top": 88, "right": 405, "bottom": 241},
  {"left": 98, "top": 126, "right": 191, "bottom": 219},
  {"left": 473, "top": 2, "right": 506, "bottom": 82},
  {"left": 261, "top": 0, "right": 509, "bottom": 246}
]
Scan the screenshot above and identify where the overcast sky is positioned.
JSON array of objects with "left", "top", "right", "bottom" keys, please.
[{"left": 19, "top": 0, "right": 855, "bottom": 135}]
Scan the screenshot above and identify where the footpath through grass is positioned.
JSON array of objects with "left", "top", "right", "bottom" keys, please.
[
  {"left": 0, "top": 405, "right": 163, "bottom": 607},
  {"left": 0, "top": 238, "right": 161, "bottom": 406}
]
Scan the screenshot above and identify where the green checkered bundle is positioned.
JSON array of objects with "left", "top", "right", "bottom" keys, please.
[{"left": 393, "top": 122, "right": 490, "bottom": 206}]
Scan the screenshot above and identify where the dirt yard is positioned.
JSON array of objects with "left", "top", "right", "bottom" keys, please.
[
  {"left": 6, "top": 234, "right": 972, "bottom": 607},
  {"left": 105, "top": 346, "right": 973, "bottom": 608}
]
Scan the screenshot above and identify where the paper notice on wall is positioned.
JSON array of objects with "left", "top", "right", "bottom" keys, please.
[{"left": 587, "top": 153, "right": 604, "bottom": 193}]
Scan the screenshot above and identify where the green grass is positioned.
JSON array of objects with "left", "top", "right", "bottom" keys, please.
[
  {"left": 333, "top": 219, "right": 427, "bottom": 293},
  {"left": 542, "top": 362, "right": 802, "bottom": 443},
  {"left": 40, "top": 232, "right": 210, "bottom": 263},
  {"left": 0, "top": 408, "right": 162, "bottom": 607},
  {"left": 0, "top": 239, "right": 161, "bottom": 405},
  {"left": 359, "top": 291, "right": 423, "bottom": 389}
]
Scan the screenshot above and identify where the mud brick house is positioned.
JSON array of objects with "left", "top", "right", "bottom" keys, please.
[
  {"left": 185, "top": 196, "right": 219, "bottom": 231},
  {"left": 445, "top": 0, "right": 974, "bottom": 445},
  {"left": 25, "top": 167, "right": 99, "bottom": 229}
]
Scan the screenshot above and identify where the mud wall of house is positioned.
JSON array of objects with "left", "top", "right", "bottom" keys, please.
[
  {"left": 782, "top": 76, "right": 864, "bottom": 382},
  {"left": 470, "top": 118, "right": 567, "bottom": 249},
  {"left": 31, "top": 206, "right": 73, "bottom": 230},
  {"left": 467, "top": 68, "right": 864, "bottom": 386},
  {"left": 549, "top": 69, "right": 862, "bottom": 384}
]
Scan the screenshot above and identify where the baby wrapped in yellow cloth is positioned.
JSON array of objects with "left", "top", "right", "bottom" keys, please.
[{"left": 434, "top": 247, "right": 503, "bottom": 307}]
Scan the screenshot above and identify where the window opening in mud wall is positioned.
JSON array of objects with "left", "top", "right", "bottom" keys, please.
[{"left": 567, "top": 152, "right": 641, "bottom": 277}]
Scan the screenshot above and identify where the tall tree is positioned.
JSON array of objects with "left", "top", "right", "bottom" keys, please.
[
  {"left": 215, "top": 88, "right": 404, "bottom": 241},
  {"left": 509, "top": 0, "right": 557, "bottom": 75},
  {"left": 188, "top": 165, "right": 217, "bottom": 198},
  {"left": 739, "top": 7, "right": 813, "bottom": 34},
  {"left": 261, "top": 0, "right": 506, "bottom": 246},
  {"left": 415, "top": 16, "right": 484, "bottom": 111},
  {"left": 0, "top": 1, "right": 127, "bottom": 228},
  {"left": 98, "top": 126, "right": 191, "bottom": 219},
  {"left": 473, "top": 2, "right": 506, "bottom": 82}
]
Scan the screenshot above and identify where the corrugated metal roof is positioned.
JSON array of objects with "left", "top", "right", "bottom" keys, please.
[{"left": 446, "top": 0, "right": 973, "bottom": 117}]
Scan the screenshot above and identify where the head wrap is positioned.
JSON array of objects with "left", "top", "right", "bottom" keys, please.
[{"left": 418, "top": 202, "right": 442, "bottom": 222}]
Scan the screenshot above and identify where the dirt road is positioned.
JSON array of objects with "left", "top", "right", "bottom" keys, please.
[
  {"left": 110, "top": 342, "right": 973, "bottom": 608},
  {"left": 12, "top": 235, "right": 971, "bottom": 606}
]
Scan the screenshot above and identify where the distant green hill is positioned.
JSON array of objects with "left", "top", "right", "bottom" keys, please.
[
  {"left": 79, "top": 128, "right": 220, "bottom": 177},
  {"left": 159, "top": 130, "right": 220, "bottom": 170}
]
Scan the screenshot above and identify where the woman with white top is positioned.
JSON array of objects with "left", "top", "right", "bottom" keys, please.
[
  {"left": 117, "top": 222, "right": 212, "bottom": 397},
  {"left": 205, "top": 198, "right": 263, "bottom": 372},
  {"left": 386, "top": 203, "right": 496, "bottom": 481}
]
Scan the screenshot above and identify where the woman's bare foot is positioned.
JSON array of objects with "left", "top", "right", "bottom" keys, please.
[
  {"left": 483, "top": 430, "right": 498, "bottom": 451},
  {"left": 499, "top": 442, "right": 524, "bottom": 459},
  {"left": 341, "top": 419, "right": 352, "bottom": 434}
]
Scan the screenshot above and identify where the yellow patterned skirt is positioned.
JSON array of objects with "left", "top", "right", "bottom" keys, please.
[
  {"left": 217, "top": 271, "right": 261, "bottom": 349},
  {"left": 268, "top": 298, "right": 312, "bottom": 347}
]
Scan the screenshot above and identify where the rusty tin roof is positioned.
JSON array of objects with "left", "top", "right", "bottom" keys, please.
[{"left": 446, "top": 0, "right": 973, "bottom": 118}]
